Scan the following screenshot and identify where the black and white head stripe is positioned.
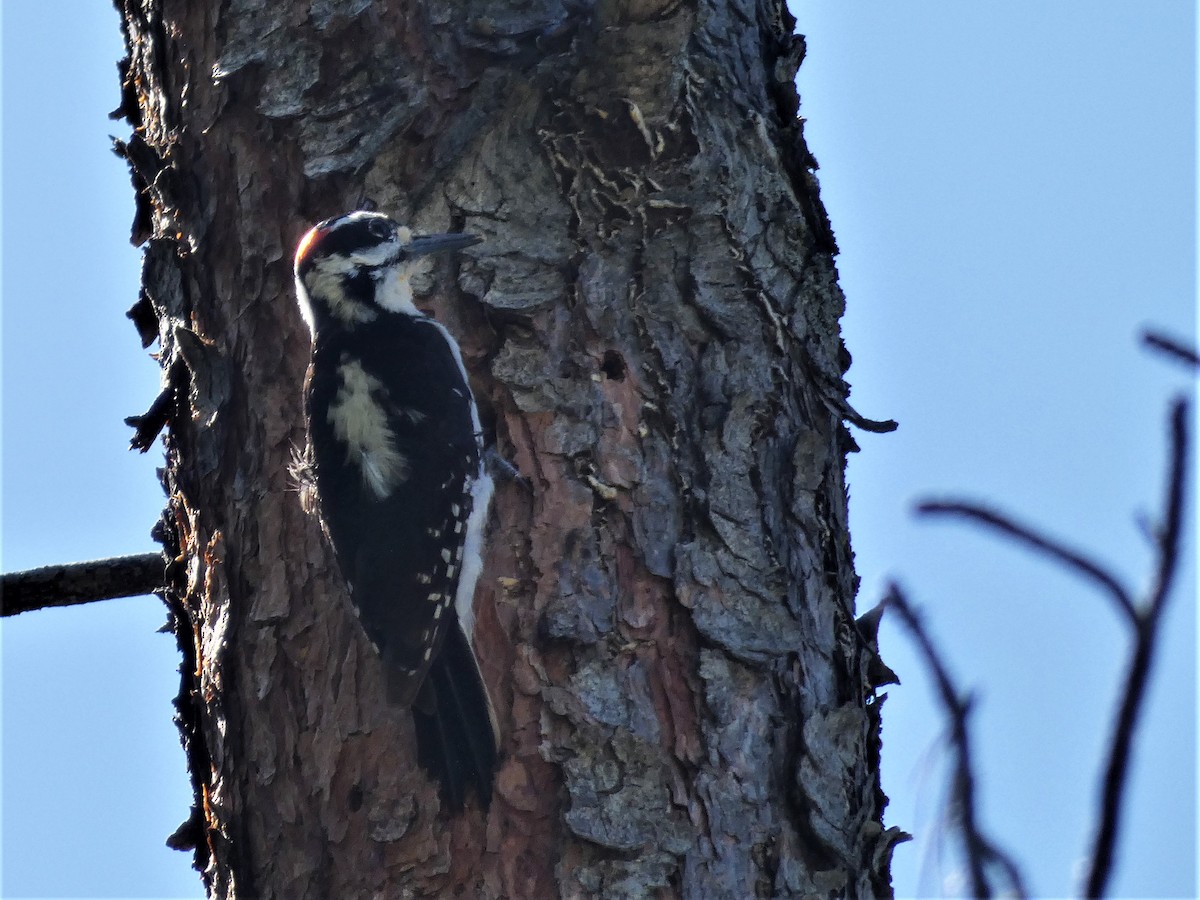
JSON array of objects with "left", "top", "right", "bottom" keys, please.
[
  {"left": 295, "top": 211, "right": 481, "bottom": 278},
  {"left": 295, "top": 211, "right": 399, "bottom": 277},
  {"left": 294, "top": 211, "right": 482, "bottom": 334}
]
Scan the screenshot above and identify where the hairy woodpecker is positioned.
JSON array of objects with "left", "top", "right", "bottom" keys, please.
[{"left": 293, "top": 210, "right": 498, "bottom": 809}]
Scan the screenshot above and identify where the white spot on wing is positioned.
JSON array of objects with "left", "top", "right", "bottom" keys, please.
[{"left": 327, "top": 357, "right": 409, "bottom": 498}]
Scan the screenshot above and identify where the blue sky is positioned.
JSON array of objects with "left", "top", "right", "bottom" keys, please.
[
  {"left": 1, "top": 2, "right": 1195, "bottom": 898},
  {"left": 798, "top": 5, "right": 1196, "bottom": 897}
]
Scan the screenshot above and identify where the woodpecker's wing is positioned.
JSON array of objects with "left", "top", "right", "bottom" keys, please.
[{"left": 306, "top": 315, "right": 481, "bottom": 705}]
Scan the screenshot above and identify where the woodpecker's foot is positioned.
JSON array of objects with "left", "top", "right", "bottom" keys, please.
[{"left": 485, "top": 447, "right": 529, "bottom": 490}]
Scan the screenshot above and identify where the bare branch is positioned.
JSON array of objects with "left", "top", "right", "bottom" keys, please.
[
  {"left": 915, "top": 500, "right": 1138, "bottom": 627},
  {"left": 1148, "top": 398, "right": 1190, "bottom": 622},
  {"left": 1142, "top": 330, "right": 1200, "bottom": 371},
  {"left": 1085, "top": 396, "right": 1190, "bottom": 898},
  {"left": 1, "top": 554, "right": 165, "bottom": 617},
  {"left": 884, "top": 584, "right": 1029, "bottom": 899}
]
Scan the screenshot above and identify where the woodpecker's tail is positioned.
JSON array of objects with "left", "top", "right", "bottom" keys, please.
[{"left": 411, "top": 622, "right": 500, "bottom": 811}]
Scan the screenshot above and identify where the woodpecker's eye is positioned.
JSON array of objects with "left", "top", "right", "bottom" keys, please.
[{"left": 367, "top": 219, "right": 392, "bottom": 241}]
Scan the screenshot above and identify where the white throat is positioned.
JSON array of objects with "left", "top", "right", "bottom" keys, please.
[{"left": 375, "top": 264, "right": 419, "bottom": 316}]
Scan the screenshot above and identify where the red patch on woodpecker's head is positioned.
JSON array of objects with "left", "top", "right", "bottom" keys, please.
[{"left": 294, "top": 223, "right": 325, "bottom": 273}]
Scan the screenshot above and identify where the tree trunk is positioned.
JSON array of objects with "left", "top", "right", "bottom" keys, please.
[{"left": 114, "top": 0, "right": 903, "bottom": 896}]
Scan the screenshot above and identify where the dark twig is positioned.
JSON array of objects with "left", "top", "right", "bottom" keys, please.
[
  {"left": 125, "top": 356, "right": 186, "bottom": 452},
  {"left": 884, "top": 584, "right": 1029, "bottom": 899},
  {"left": 1, "top": 554, "right": 164, "bottom": 617},
  {"left": 828, "top": 394, "right": 899, "bottom": 433},
  {"left": 1142, "top": 330, "right": 1200, "bottom": 371},
  {"left": 125, "top": 384, "right": 175, "bottom": 451},
  {"left": 1085, "top": 396, "right": 1190, "bottom": 898},
  {"left": 914, "top": 393, "right": 1192, "bottom": 897},
  {"left": 915, "top": 501, "right": 1138, "bottom": 627}
]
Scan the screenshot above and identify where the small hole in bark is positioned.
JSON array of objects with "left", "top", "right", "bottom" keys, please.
[
  {"left": 601, "top": 350, "right": 626, "bottom": 381},
  {"left": 348, "top": 782, "right": 364, "bottom": 811}
]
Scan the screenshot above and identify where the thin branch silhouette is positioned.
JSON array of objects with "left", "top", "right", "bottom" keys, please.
[
  {"left": 909, "top": 393, "right": 1191, "bottom": 897},
  {"left": 1142, "top": 330, "right": 1200, "bottom": 370},
  {"left": 896, "top": 324, "right": 1196, "bottom": 897},
  {"left": 884, "top": 584, "right": 1029, "bottom": 899},
  {"left": 1084, "top": 396, "right": 1189, "bottom": 898}
]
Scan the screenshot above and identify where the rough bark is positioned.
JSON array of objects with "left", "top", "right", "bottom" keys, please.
[{"left": 114, "top": 0, "right": 903, "bottom": 896}]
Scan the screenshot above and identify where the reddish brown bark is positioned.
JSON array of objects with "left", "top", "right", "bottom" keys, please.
[{"left": 115, "top": 0, "right": 903, "bottom": 895}]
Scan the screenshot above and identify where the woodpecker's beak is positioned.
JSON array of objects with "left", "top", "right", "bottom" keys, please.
[{"left": 406, "top": 232, "right": 482, "bottom": 257}]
